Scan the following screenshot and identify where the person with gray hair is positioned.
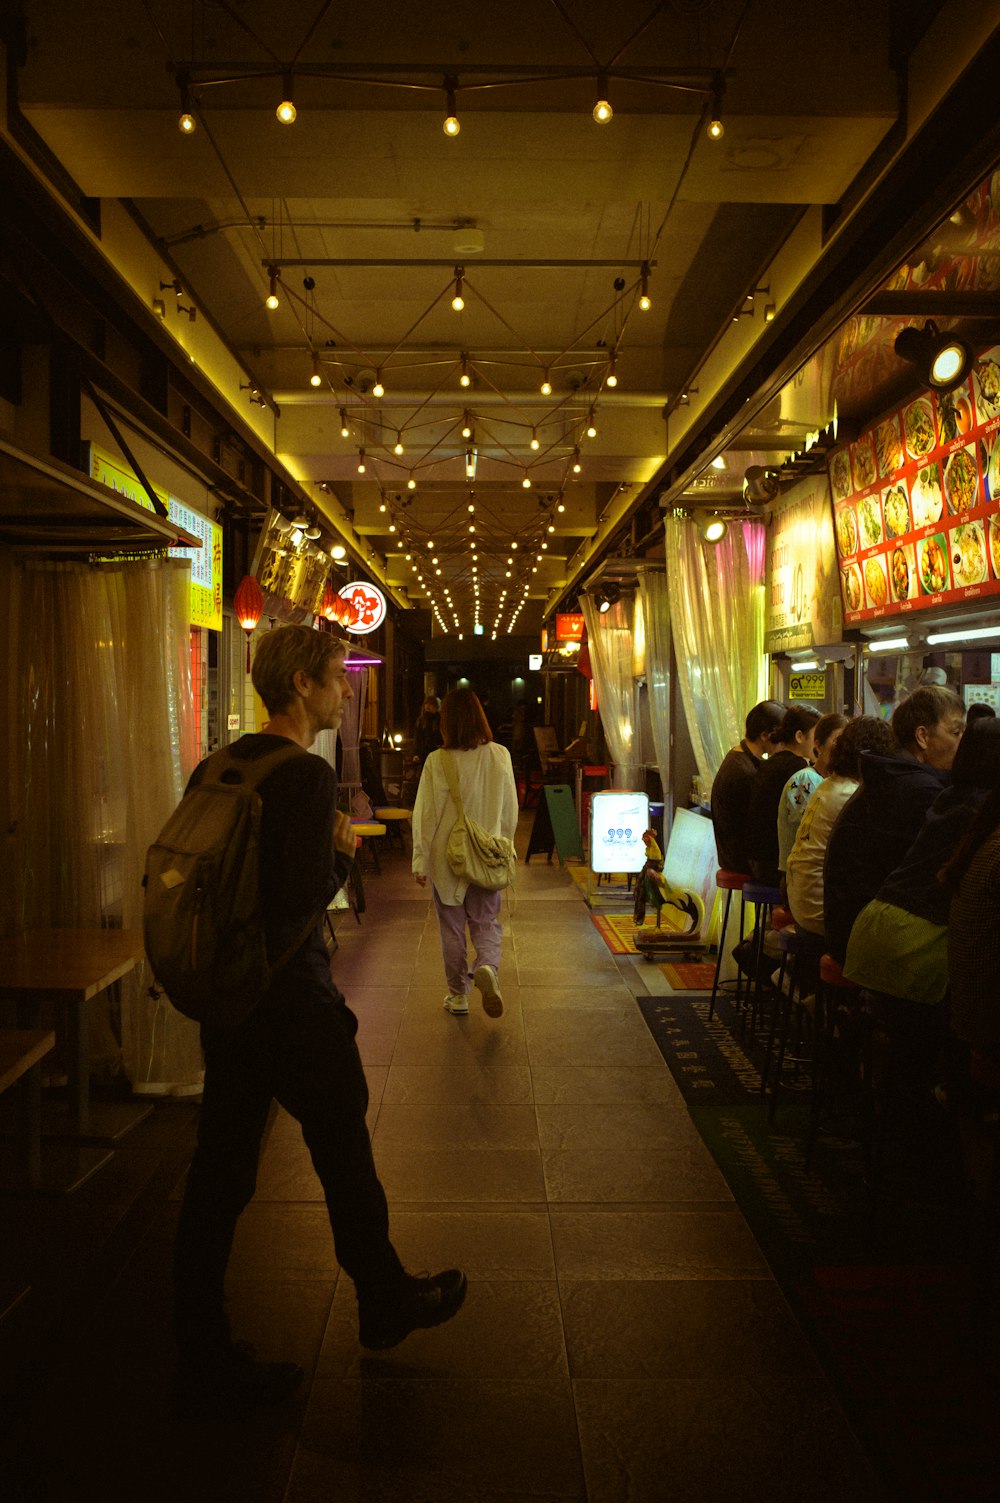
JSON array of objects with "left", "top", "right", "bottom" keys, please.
[{"left": 172, "top": 625, "right": 466, "bottom": 1418}]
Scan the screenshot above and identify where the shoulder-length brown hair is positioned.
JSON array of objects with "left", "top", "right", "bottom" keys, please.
[{"left": 440, "top": 687, "right": 493, "bottom": 749}]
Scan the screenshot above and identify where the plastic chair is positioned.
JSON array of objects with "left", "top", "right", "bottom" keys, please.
[{"left": 708, "top": 870, "right": 750, "bottom": 1022}]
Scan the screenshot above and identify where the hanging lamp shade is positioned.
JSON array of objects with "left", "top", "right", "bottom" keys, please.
[
  {"left": 321, "top": 582, "right": 338, "bottom": 622},
  {"left": 234, "top": 574, "right": 264, "bottom": 671}
]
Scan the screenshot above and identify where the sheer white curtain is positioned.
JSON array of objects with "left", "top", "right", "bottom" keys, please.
[
  {"left": 664, "top": 515, "right": 768, "bottom": 786},
  {"left": 637, "top": 568, "right": 671, "bottom": 820},
  {"left": 1, "top": 554, "right": 202, "bottom": 1092},
  {"left": 580, "top": 593, "right": 641, "bottom": 789}
]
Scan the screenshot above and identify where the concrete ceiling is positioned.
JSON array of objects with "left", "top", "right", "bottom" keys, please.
[{"left": 11, "top": 0, "right": 912, "bottom": 637}]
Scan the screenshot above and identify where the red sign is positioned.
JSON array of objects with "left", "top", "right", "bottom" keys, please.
[
  {"left": 338, "top": 580, "right": 387, "bottom": 635},
  {"left": 556, "top": 612, "right": 585, "bottom": 641},
  {"left": 830, "top": 341, "right": 1000, "bottom": 626}
]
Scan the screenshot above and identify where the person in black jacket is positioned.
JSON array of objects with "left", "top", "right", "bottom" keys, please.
[
  {"left": 172, "top": 627, "right": 466, "bottom": 1417},
  {"left": 744, "top": 705, "right": 822, "bottom": 888},
  {"left": 710, "top": 699, "right": 785, "bottom": 874},
  {"left": 823, "top": 685, "right": 966, "bottom": 964}
]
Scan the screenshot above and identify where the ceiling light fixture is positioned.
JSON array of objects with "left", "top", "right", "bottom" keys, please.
[
  {"left": 530, "top": 428, "right": 540, "bottom": 451},
  {"left": 394, "top": 433, "right": 404, "bottom": 455},
  {"left": 443, "top": 77, "right": 460, "bottom": 136},
  {"left": 743, "top": 465, "right": 780, "bottom": 504},
  {"left": 926, "top": 625, "right": 1000, "bottom": 646},
  {"left": 265, "top": 267, "right": 280, "bottom": 310},
  {"left": 451, "top": 267, "right": 465, "bottom": 311},
  {"left": 894, "top": 320, "right": 974, "bottom": 393},
  {"left": 585, "top": 411, "right": 598, "bottom": 438},
  {"left": 357, "top": 448, "right": 366, "bottom": 474},
  {"left": 331, "top": 544, "right": 347, "bottom": 560},
  {"left": 638, "top": 263, "right": 652, "bottom": 311},
  {"left": 309, "top": 354, "right": 323, "bottom": 388},
  {"left": 540, "top": 371, "right": 552, "bottom": 396},
  {"left": 372, "top": 372, "right": 385, "bottom": 398},
  {"left": 459, "top": 355, "right": 471, "bottom": 388},
  {"left": 177, "top": 73, "right": 197, "bottom": 134},
  {"left": 707, "top": 78, "right": 724, "bottom": 139},
  {"left": 699, "top": 515, "right": 728, "bottom": 544},
  {"left": 605, "top": 356, "right": 618, "bottom": 388},
  {"left": 276, "top": 73, "right": 297, "bottom": 124},
  {"left": 339, "top": 408, "right": 349, "bottom": 438},
  {"left": 593, "top": 75, "right": 613, "bottom": 124}
]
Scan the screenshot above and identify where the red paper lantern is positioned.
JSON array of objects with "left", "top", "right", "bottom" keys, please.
[
  {"left": 321, "top": 583, "right": 338, "bottom": 622},
  {"left": 233, "top": 574, "right": 264, "bottom": 671}
]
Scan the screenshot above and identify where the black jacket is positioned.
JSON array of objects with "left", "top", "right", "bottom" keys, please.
[
  {"left": 710, "top": 742, "right": 762, "bottom": 875},
  {"left": 877, "top": 784, "right": 989, "bottom": 926},
  {"left": 823, "top": 748, "right": 950, "bottom": 963},
  {"left": 743, "top": 749, "right": 809, "bottom": 886}
]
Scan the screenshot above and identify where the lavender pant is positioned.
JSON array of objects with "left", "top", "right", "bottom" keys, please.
[{"left": 432, "top": 884, "right": 503, "bottom": 997}]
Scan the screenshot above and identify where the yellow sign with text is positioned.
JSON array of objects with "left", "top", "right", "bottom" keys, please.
[
  {"left": 789, "top": 671, "right": 827, "bottom": 701},
  {"left": 86, "top": 443, "right": 222, "bottom": 630}
]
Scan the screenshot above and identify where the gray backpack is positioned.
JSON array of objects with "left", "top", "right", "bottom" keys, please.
[{"left": 143, "top": 741, "right": 313, "bottom": 1028}]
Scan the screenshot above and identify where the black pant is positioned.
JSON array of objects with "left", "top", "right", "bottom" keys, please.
[{"left": 173, "top": 985, "right": 403, "bottom": 1349}]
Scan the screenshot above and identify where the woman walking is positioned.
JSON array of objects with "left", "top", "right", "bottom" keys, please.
[{"left": 412, "top": 688, "right": 518, "bottom": 1017}]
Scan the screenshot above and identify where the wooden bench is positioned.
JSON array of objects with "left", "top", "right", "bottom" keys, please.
[{"left": 0, "top": 1028, "right": 56, "bottom": 1192}]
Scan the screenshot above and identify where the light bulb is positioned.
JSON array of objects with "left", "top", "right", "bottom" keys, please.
[
  {"left": 586, "top": 420, "right": 597, "bottom": 438},
  {"left": 606, "top": 363, "right": 618, "bottom": 388},
  {"left": 394, "top": 435, "right": 404, "bottom": 455},
  {"left": 357, "top": 450, "right": 366, "bottom": 474},
  {"left": 276, "top": 74, "right": 296, "bottom": 124},
  {"left": 452, "top": 292, "right": 465, "bottom": 311},
  {"left": 593, "top": 75, "right": 613, "bottom": 126},
  {"left": 408, "top": 476, "right": 417, "bottom": 490},
  {"left": 372, "top": 376, "right": 385, "bottom": 398},
  {"left": 708, "top": 115, "right": 724, "bottom": 140},
  {"left": 444, "top": 113, "right": 460, "bottom": 137},
  {"left": 639, "top": 290, "right": 651, "bottom": 311},
  {"left": 522, "top": 474, "right": 532, "bottom": 489},
  {"left": 310, "top": 356, "right": 322, "bottom": 388},
  {"left": 443, "top": 84, "right": 460, "bottom": 137},
  {"left": 530, "top": 430, "right": 540, "bottom": 451},
  {"left": 459, "top": 357, "right": 471, "bottom": 387},
  {"left": 340, "top": 409, "right": 349, "bottom": 438},
  {"left": 178, "top": 110, "right": 196, "bottom": 135},
  {"left": 540, "top": 374, "right": 552, "bottom": 396}
]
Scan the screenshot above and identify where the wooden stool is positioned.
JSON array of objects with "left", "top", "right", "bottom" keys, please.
[
  {"left": 373, "top": 806, "right": 411, "bottom": 854},
  {"left": 708, "top": 870, "right": 750, "bottom": 1022}
]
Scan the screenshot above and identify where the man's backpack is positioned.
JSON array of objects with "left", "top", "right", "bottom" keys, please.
[{"left": 143, "top": 741, "right": 314, "bottom": 1029}]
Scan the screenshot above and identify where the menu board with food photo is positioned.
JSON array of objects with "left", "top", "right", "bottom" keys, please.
[{"left": 829, "top": 341, "right": 1000, "bottom": 625}]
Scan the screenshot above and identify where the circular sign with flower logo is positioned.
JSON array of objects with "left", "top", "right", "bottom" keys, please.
[{"left": 338, "top": 581, "right": 387, "bottom": 634}]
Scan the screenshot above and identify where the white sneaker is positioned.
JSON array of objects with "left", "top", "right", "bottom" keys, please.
[
  {"left": 473, "top": 964, "right": 504, "bottom": 1019},
  {"left": 443, "top": 994, "right": 469, "bottom": 1015}
]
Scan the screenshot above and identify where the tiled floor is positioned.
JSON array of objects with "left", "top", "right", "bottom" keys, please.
[{"left": 1, "top": 829, "right": 887, "bottom": 1502}]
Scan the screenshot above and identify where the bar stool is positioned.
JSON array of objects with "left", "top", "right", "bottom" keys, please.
[
  {"left": 764, "top": 922, "right": 826, "bottom": 1121},
  {"left": 707, "top": 870, "right": 750, "bottom": 1022},
  {"left": 739, "top": 881, "right": 782, "bottom": 1040},
  {"left": 808, "top": 953, "right": 863, "bottom": 1173},
  {"left": 373, "top": 806, "right": 411, "bottom": 854}
]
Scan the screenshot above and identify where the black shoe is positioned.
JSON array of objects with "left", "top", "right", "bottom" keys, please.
[
  {"left": 358, "top": 1268, "right": 468, "bottom": 1351},
  {"left": 171, "top": 1339, "right": 304, "bottom": 1420}
]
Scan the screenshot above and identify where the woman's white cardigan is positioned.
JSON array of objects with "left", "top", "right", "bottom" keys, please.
[{"left": 411, "top": 742, "right": 519, "bottom": 904}]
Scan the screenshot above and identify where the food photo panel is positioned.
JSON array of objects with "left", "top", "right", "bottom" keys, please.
[
  {"left": 943, "top": 443, "right": 980, "bottom": 516},
  {"left": 981, "top": 431, "right": 1000, "bottom": 506},
  {"left": 882, "top": 478, "right": 911, "bottom": 539},
  {"left": 911, "top": 461, "right": 945, "bottom": 529},
  {"left": 851, "top": 433, "right": 878, "bottom": 493},
  {"left": 918, "top": 533, "right": 951, "bottom": 596},
  {"left": 948, "top": 520, "right": 989, "bottom": 589},
  {"left": 835, "top": 503, "right": 859, "bottom": 559},
  {"left": 863, "top": 554, "right": 889, "bottom": 610},
  {"left": 889, "top": 542, "right": 918, "bottom": 604},
  {"left": 973, "top": 347, "right": 1000, "bottom": 424},
  {"left": 904, "top": 396, "right": 938, "bottom": 461},
  {"left": 874, "top": 414, "right": 904, "bottom": 479}
]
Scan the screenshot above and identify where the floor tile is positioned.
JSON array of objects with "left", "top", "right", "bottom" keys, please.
[
  {"left": 530, "top": 1066, "right": 681, "bottom": 1104},
  {"left": 549, "top": 1209, "right": 769, "bottom": 1280},
  {"left": 518, "top": 985, "right": 637, "bottom": 1011},
  {"left": 541, "top": 1147, "right": 733, "bottom": 1204},
  {"left": 375, "top": 1144, "right": 546, "bottom": 1203},
  {"left": 383, "top": 1064, "right": 534, "bottom": 1105},
  {"left": 373, "top": 1103, "right": 539, "bottom": 1150},
  {"left": 559, "top": 1279, "right": 822, "bottom": 1377},
  {"left": 523, "top": 1012, "right": 664, "bottom": 1067},
  {"left": 289, "top": 1377, "right": 585, "bottom": 1501},
  {"left": 534, "top": 1102, "right": 702, "bottom": 1150},
  {"left": 573, "top": 1376, "right": 884, "bottom": 1503},
  {"left": 317, "top": 1277, "right": 567, "bottom": 1379},
  {"left": 384, "top": 1208, "right": 555, "bottom": 1281}
]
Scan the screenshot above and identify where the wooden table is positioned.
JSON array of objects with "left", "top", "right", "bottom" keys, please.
[
  {"left": 0, "top": 1028, "right": 55, "bottom": 1193},
  {"left": 0, "top": 928, "right": 152, "bottom": 1186}
]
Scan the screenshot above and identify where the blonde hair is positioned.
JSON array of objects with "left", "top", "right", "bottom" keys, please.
[{"left": 252, "top": 625, "right": 345, "bottom": 714}]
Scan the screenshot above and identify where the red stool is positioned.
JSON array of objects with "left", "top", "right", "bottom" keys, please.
[
  {"left": 771, "top": 906, "right": 794, "bottom": 931},
  {"left": 708, "top": 870, "right": 750, "bottom": 1021}
]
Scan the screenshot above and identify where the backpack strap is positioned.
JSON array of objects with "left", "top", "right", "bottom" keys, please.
[{"left": 439, "top": 750, "right": 465, "bottom": 820}]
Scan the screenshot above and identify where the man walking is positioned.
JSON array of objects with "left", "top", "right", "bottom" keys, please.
[{"left": 172, "top": 624, "right": 466, "bottom": 1416}]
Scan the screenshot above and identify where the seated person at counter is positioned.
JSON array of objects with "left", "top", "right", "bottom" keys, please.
[
  {"left": 822, "top": 685, "right": 966, "bottom": 964},
  {"left": 743, "top": 705, "right": 821, "bottom": 888},
  {"left": 845, "top": 717, "right": 1000, "bottom": 1010},
  {"left": 710, "top": 699, "right": 784, "bottom": 876},
  {"left": 776, "top": 712, "right": 847, "bottom": 881},
  {"left": 944, "top": 781, "right": 1000, "bottom": 1069},
  {"left": 786, "top": 715, "right": 898, "bottom": 937}
]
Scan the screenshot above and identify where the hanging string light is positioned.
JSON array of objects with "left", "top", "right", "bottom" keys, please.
[
  {"left": 265, "top": 267, "right": 280, "bottom": 311},
  {"left": 639, "top": 262, "right": 652, "bottom": 311},
  {"left": 372, "top": 372, "right": 385, "bottom": 398},
  {"left": 459, "top": 355, "right": 471, "bottom": 388},
  {"left": 177, "top": 73, "right": 197, "bottom": 134},
  {"left": 276, "top": 73, "right": 297, "bottom": 124},
  {"left": 451, "top": 267, "right": 465, "bottom": 311},
  {"left": 593, "top": 74, "right": 613, "bottom": 124},
  {"left": 357, "top": 448, "right": 366, "bottom": 474},
  {"left": 606, "top": 355, "right": 618, "bottom": 388},
  {"left": 540, "top": 371, "right": 552, "bottom": 396},
  {"left": 707, "top": 78, "right": 725, "bottom": 140},
  {"left": 443, "top": 79, "right": 461, "bottom": 137},
  {"left": 309, "top": 353, "right": 323, "bottom": 387},
  {"left": 339, "top": 408, "right": 350, "bottom": 438}
]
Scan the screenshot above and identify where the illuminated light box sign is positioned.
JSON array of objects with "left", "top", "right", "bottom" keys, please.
[
  {"left": 339, "top": 580, "right": 387, "bottom": 634},
  {"left": 829, "top": 342, "right": 1000, "bottom": 627},
  {"left": 86, "top": 442, "right": 222, "bottom": 630},
  {"left": 556, "top": 612, "right": 585, "bottom": 642},
  {"left": 789, "top": 670, "right": 828, "bottom": 700},
  {"left": 590, "top": 790, "right": 650, "bottom": 874},
  {"left": 529, "top": 653, "right": 543, "bottom": 670}
]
